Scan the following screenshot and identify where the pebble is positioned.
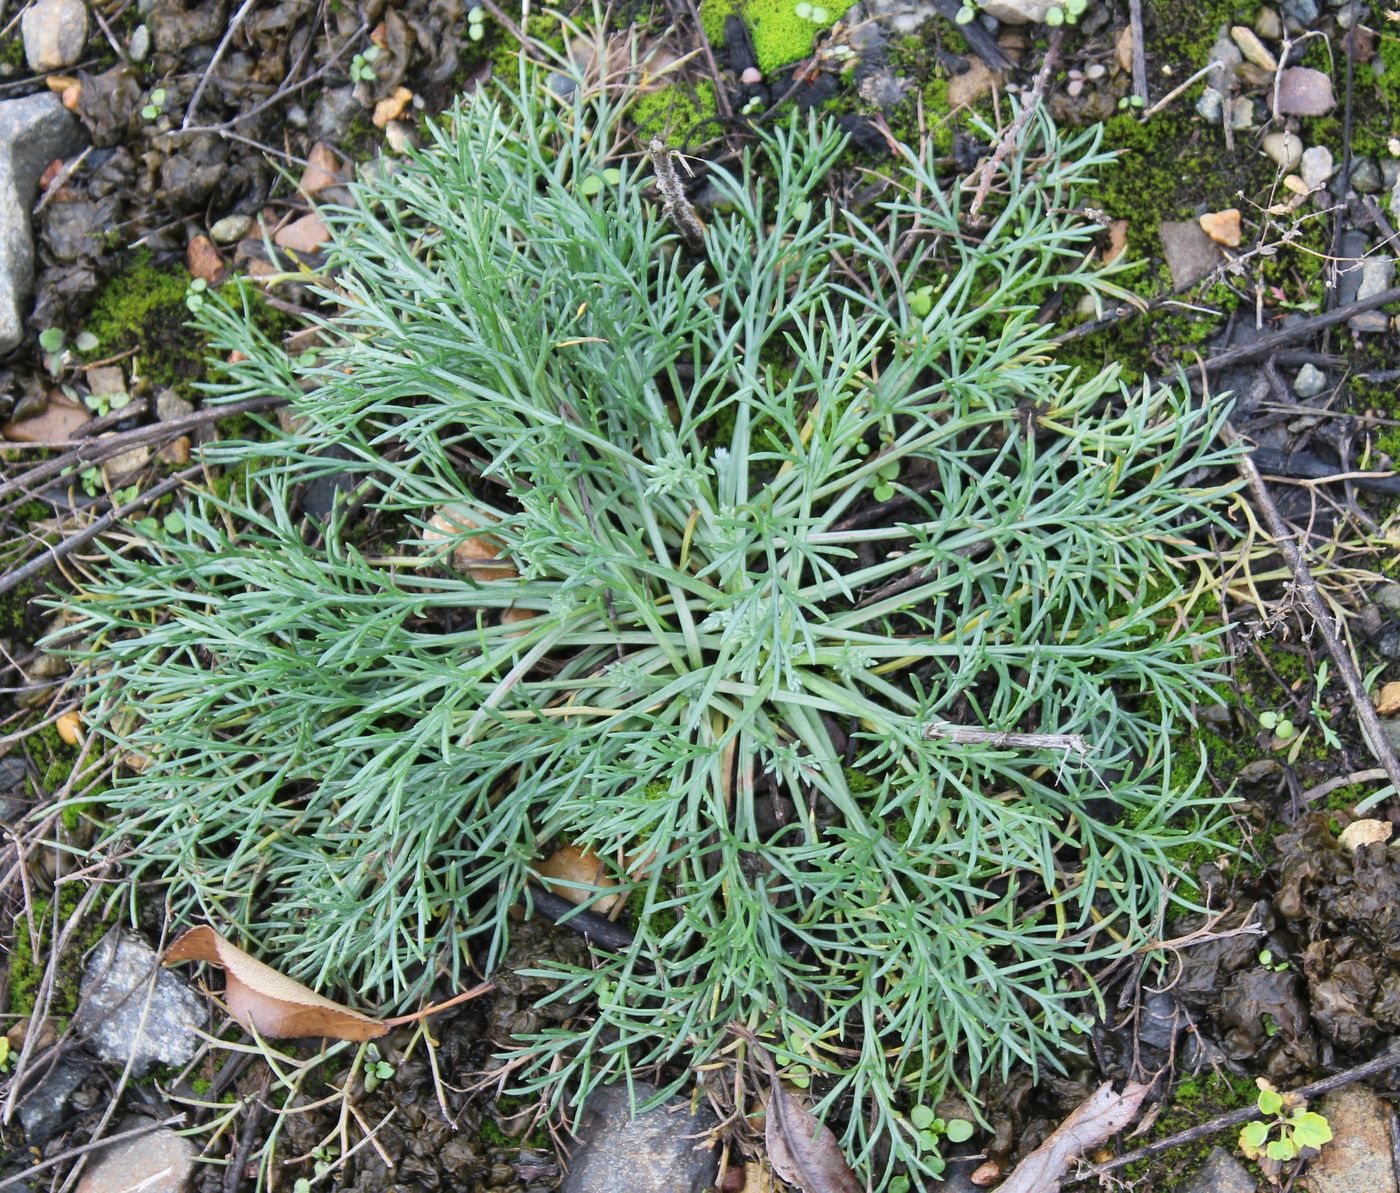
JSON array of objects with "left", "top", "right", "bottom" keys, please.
[
  {"left": 102, "top": 443, "right": 150, "bottom": 485},
  {"left": 3, "top": 390, "right": 89, "bottom": 442},
  {"left": 384, "top": 120, "right": 417, "bottom": 154},
  {"left": 1199, "top": 208, "right": 1243, "bottom": 247},
  {"left": 1350, "top": 156, "right": 1382, "bottom": 193},
  {"left": 21, "top": 0, "right": 88, "bottom": 72},
  {"left": 1231, "top": 26, "right": 1278, "bottom": 71},
  {"left": 1263, "top": 130, "right": 1304, "bottom": 170},
  {"left": 1355, "top": 255, "right": 1395, "bottom": 304},
  {"left": 1229, "top": 97, "right": 1255, "bottom": 129},
  {"left": 274, "top": 212, "right": 330, "bottom": 254},
  {"left": 1280, "top": 0, "right": 1319, "bottom": 25},
  {"left": 740, "top": 66, "right": 762, "bottom": 84},
  {"left": 73, "top": 929, "right": 208, "bottom": 1076},
  {"left": 209, "top": 213, "right": 252, "bottom": 244},
  {"left": 1300, "top": 144, "right": 1334, "bottom": 190},
  {"left": 1275, "top": 66, "right": 1336, "bottom": 115},
  {"left": 1195, "top": 87, "right": 1224, "bottom": 123},
  {"left": 1294, "top": 362, "right": 1328, "bottom": 397},
  {"left": 18, "top": 1058, "right": 93, "bottom": 1143},
  {"left": 1306, "top": 1087, "right": 1398, "bottom": 1193},
  {"left": 75, "top": 1122, "right": 196, "bottom": 1193},
  {"left": 1181, "top": 1148, "right": 1255, "bottom": 1193},
  {"left": 128, "top": 24, "right": 151, "bottom": 63},
  {"left": 560, "top": 1082, "right": 719, "bottom": 1193},
  {"left": 1208, "top": 35, "right": 1242, "bottom": 92},
  {"left": 1255, "top": 5, "right": 1282, "bottom": 37},
  {"left": 0, "top": 93, "right": 86, "bottom": 354},
  {"left": 155, "top": 390, "right": 194, "bottom": 422},
  {"left": 979, "top": 0, "right": 1056, "bottom": 23},
  {"left": 1159, "top": 219, "right": 1224, "bottom": 288}
]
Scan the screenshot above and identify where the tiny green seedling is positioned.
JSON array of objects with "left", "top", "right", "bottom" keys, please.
[
  {"left": 794, "top": 2, "right": 832, "bottom": 20},
  {"left": 578, "top": 167, "right": 623, "bottom": 196},
  {"left": 1258, "top": 949, "right": 1289, "bottom": 973},
  {"left": 186, "top": 277, "right": 210, "bottom": 313},
  {"left": 1257, "top": 710, "right": 1296, "bottom": 742},
  {"left": 467, "top": 4, "right": 487, "bottom": 40},
  {"left": 361, "top": 1042, "right": 395, "bottom": 1093},
  {"left": 141, "top": 87, "right": 167, "bottom": 121},
  {"left": 350, "top": 45, "right": 380, "bottom": 83},
  {"left": 38, "top": 327, "right": 98, "bottom": 373},
  {"left": 1117, "top": 94, "right": 1147, "bottom": 111},
  {"left": 0, "top": 1037, "right": 12, "bottom": 1072},
  {"left": 888, "top": 1105, "right": 977, "bottom": 1181},
  {"left": 1239, "top": 1078, "right": 1331, "bottom": 1181}
]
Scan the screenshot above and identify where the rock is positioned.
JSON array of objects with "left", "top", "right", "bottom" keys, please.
[
  {"left": 3, "top": 390, "right": 88, "bottom": 442},
  {"left": 274, "top": 212, "right": 330, "bottom": 255},
  {"left": 1255, "top": 6, "right": 1282, "bottom": 38},
  {"left": 384, "top": 120, "right": 417, "bottom": 154},
  {"left": 159, "top": 435, "right": 191, "bottom": 464},
  {"left": 1306, "top": 1087, "right": 1398, "bottom": 1193},
  {"left": 1350, "top": 157, "right": 1383, "bottom": 194},
  {"left": 1294, "top": 363, "right": 1328, "bottom": 397},
  {"left": 88, "top": 366, "right": 127, "bottom": 398},
  {"left": 129, "top": 24, "right": 151, "bottom": 62},
  {"left": 1280, "top": 0, "right": 1319, "bottom": 26},
  {"left": 1195, "top": 87, "right": 1224, "bottom": 123},
  {"left": 980, "top": 0, "right": 1057, "bottom": 23},
  {"left": 1300, "top": 145, "right": 1334, "bottom": 191},
  {"left": 1356, "top": 255, "right": 1395, "bottom": 303},
  {"left": 949, "top": 59, "right": 1001, "bottom": 106},
  {"left": 1376, "top": 681, "right": 1400, "bottom": 715},
  {"left": 1274, "top": 67, "right": 1336, "bottom": 116},
  {"left": 298, "top": 142, "right": 343, "bottom": 197},
  {"left": 21, "top": 0, "right": 89, "bottom": 72},
  {"left": 1349, "top": 311, "right": 1390, "bottom": 333},
  {"left": 19, "top": 1058, "right": 94, "bottom": 1143},
  {"left": 0, "top": 92, "right": 86, "bottom": 353},
  {"left": 209, "top": 214, "right": 252, "bottom": 244},
  {"left": 73, "top": 929, "right": 207, "bottom": 1076},
  {"left": 185, "top": 233, "right": 224, "bottom": 284},
  {"left": 372, "top": 85, "right": 414, "bottom": 128},
  {"left": 1160, "top": 220, "right": 1223, "bottom": 288},
  {"left": 310, "top": 86, "right": 361, "bottom": 143},
  {"left": 1199, "top": 208, "right": 1243, "bottom": 247},
  {"left": 1181, "top": 1148, "right": 1255, "bottom": 1193},
  {"left": 103, "top": 443, "right": 150, "bottom": 484},
  {"left": 1231, "top": 26, "right": 1278, "bottom": 70},
  {"left": 740, "top": 66, "right": 762, "bottom": 85},
  {"left": 1263, "top": 131, "right": 1304, "bottom": 170},
  {"left": 155, "top": 390, "right": 193, "bottom": 422},
  {"left": 560, "top": 1082, "right": 719, "bottom": 1193},
  {"left": 75, "top": 1121, "right": 196, "bottom": 1193},
  {"left": 1207, "top": 33, "right": 1242, "bottom": 91}
]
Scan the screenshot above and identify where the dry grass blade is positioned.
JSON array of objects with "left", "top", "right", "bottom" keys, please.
[
  {"left": 164, "top": 926, "right": 386, "bottom": 1041},
  {"left": 995, "top": 1081, "right": 1151, "bottom": 1193}
]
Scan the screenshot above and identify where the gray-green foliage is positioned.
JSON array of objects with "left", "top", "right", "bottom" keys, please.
[{"left": 68, "top": 67, "right": 1238, "bottom": 1179}]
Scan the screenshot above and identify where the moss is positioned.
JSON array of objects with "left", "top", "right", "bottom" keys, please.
[
  {"left": 700, "top": 0, "right": 858, "bottom": 74},
  {"left": 1123, "top": 1070, "right": 1256, "bottom": 1184},
  {"left": 632, "top": 81, "right": 720, "bottom": 141},
  {"left": 85, "top": 252, "right": 209, "bottom": 400},
  {"left": 4, "top": 886, "right": 108, "bottom": 1022},
  {"left": 0, "top": 34, "right": 25, "bottom": 69}
]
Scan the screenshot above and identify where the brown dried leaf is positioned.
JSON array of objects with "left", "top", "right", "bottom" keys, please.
[
  {"left": 993, "top": 1082, "right": 1151, "bottom": 1193},
  {"left": 163, "top": 926, "right": 386, "bottom": 1041},
  {"left": 765, "top": 1082, "right": 862, "bottom": 1193}
]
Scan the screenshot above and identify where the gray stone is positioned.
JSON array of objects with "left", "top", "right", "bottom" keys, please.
[
  {"left": 128, "top": 24, "right": 151, "bottom": 63},
  {"left": 208, "top": 214, "right": 252, "bottom": 244},
  {"left": 1275, "top": 66, "right": 1336, "bottom": 115},
  {"left": 980, "top": 0, "right": 1056, "bottom": 23},
  {"left": 1280, "top": 0, "right": 1319, "bottom": 25},
  {"left": 1159, "top": 220, "right": 1224, "bottom": 289},
  {"left": 1300, "top": 145, "right": 1334, "bottom": 191},
  {"left": 1229, "top": 96, "right": 1255, "bottom": 129},
  {"left": 21, "top": 0, "right": 88, "bottom": 72},
  {"left": 1294, "top": 363, "right": 1329, "bottom": 397},
  {"left": 1182, "top": 1147, "right": 1255, "bottom": 1193},
  {"left": 73, "top": 929, "right": 207, "bottom": 1076},
  {"left": 19, "top": 1057, "right": 93, "bottom": 1143},
  {"left": 1357, "top": 256, "right": 1395, "bottom": 303},
  {"left": 1232, "top": 26, "right": 1278, "bottom": 70},
  {"left": 310, "top": 86, "right": 362, "bottom": 144},
  {"left": 1196, "top": 87, "right": 1225, "bottom": 123},
  {"left": 1307, "top": 1087, "right": 1398, "bottom": 1193},
  {"left": 75, "top": 1121, "right": 197, "bottom": 1193},
  {"left": 0, "top": 93, "right": 86, "bottom": 353},
  {"left": 561, "top": 1082, "right": 719, "bottom": 1193},
  {"left": 1255, "top": 5, "right": 1282, "bottom": 37},
  {"left": 155, "top": 389, "right": 194, "bottom": 422},
  {"left": 1350, "top": 157, "right": 1383, "bottom": 194}
]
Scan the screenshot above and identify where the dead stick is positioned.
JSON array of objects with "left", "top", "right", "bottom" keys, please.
[
  {"left": 1198, "top": 285, "right": 1400, "bottom": 374},
  {"left": 1223, "top": 421, "right": 1400, "bottom": 800},
  {"left": 0, "top": 466, "right": 203, "bottom": 598},
  {"left": 968, "top": 30, "right": 1063, "bottom": 220},
  {"left": 1128, "top": 0, "right": 1150, "bottom": 103},
  {"left": 923, "top": 721, "right": 1092, "bottom": 756},
  {"left": 1075, "top": 1045, "right": 1400, "bottom": 1179}
]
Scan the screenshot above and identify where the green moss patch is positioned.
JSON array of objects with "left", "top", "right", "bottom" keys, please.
[{"left": 700, "top": 0, "right": 857, "bottom": 73}]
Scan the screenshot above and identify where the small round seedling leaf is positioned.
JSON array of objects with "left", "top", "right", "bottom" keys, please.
[
  {"left": 795, "top": 1, "right": 813, "bottom": 16},
  {"left": 1258, "top": 949, "right": 1273, "bottom": 966},
  {"left": 163, "top": 511, "right": 186, "bottom": 534},
  {"left": 1258, "top": 710, "right": 1279, "bottom": 729},
  {"left": 1257, "top": 1087, "right": 1284, "bottom": 1116},
  {"left": 793, "top": 199, "right": 812, "bottom": 221},
  {"left": 468, "top": 21, "right": 484, "bottom": 38},
  {"left": 74, "top": 331, "right": 99, "bottom": 352},
  {"left": 1239, "top": 1119, "right": 1269, "bottom": 1157},
  {"left": 910, "top": 1104, "right": 936, "bottom": 1130},
  {"left": 945, "top": 1118, "right": 974, "bottom": 1143},
  {"left": 1290, "top": 1111, "right": 1332, "bottom": 1149},
  {"left": 602, "top": 168, "right": 622, "bottom": 185},
  {"left": 39, "top": 327, "right": 65, "bottom": 353},
  {"left": 873, "top": 483, "right": 895, "bottom": 502},
  {"left": 579, "top": 174, "right": 603, "bottom": 196}
]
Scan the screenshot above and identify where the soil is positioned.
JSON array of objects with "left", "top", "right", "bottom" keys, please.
[{"left": 2, "top": 0, "right": 1400, "bottom": 1188}]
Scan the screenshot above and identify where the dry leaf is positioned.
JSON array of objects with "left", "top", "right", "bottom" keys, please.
[
  {"left": 734, "top": 1026, "right": 860, "bottom": 1193},
  {"left": 531, "top": 843, "right": 627, "bottom": 914},
  {"left": 423, "top": 505, "right": 518, "bottom": 581},
  {"left": 993, "top": 1082, "right": 1151, "bottom": 1193},
  {"left": 1339, "top": 818, "right": 1393, "bottom": 852},
  {"left": 163, "top": 926, "right": 386, "bottom": 1041}
]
